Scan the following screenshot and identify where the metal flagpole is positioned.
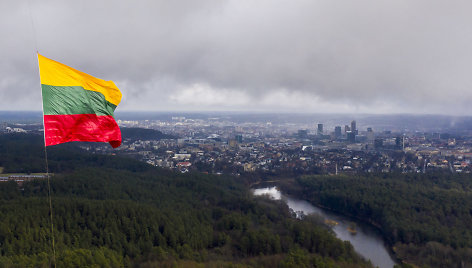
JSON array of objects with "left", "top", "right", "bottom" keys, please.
[
  {"left": 38, "top": 54, "right": 58, "bottom": 268},
  {"left": 36, "top": 55, "right": 56, "bottom": 267},
  {"left": 41, "top": 136, "right": 57, "bottom": 268},
  {"left": 28, "top": 0, "right": 57, "bottom": 266},
  {"left": 37, "top": 55, "right": 57, "bottom": 268}
]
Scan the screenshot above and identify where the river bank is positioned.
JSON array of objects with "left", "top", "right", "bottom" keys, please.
[{"left": 253, "top": 186, "right": 397, "bottom": 268}]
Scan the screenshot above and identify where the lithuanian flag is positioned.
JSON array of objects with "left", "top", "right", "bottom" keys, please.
[{"left": 38, "top": 54, "right": 122, "bottom": 148}]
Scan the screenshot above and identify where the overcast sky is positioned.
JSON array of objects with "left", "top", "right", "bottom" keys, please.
[{"left": 1, "top": 0, "right": 472, "bottom": 115}]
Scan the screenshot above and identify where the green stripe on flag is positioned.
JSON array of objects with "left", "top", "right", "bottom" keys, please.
[{"left": 42, "top": 84, "right": 117, "bottom": 116}]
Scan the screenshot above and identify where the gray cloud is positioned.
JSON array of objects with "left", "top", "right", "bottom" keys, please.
[{"left": 1, "top": 0, "right": 472, "bottom": 114}]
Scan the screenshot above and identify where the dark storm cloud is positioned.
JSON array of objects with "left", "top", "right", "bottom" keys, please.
[{"left": 1, "top": 0, "right": 472, "bottom": 114}]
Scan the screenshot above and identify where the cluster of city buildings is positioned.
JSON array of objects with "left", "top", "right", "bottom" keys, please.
[
  {"left": 2, "top": 117, "right": 472, "bottom": 175},
  {"left": 90, "top": 118, "right": 472, "bottom": 175}
]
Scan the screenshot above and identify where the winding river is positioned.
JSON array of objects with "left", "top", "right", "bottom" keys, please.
[{"left": 253, "top": 186, "right": 396, "bottom": 268}]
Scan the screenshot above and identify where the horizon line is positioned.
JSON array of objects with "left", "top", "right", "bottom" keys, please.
[{"left": 0, "top": 110, "right": 471, "bottom": 117}]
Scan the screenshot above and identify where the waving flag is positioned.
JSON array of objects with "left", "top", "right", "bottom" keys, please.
[{"left": 38, "top": 54, "right": 122, "bottom": 148}]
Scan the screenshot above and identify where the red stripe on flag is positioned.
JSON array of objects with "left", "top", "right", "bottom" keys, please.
[{"left": 44, "top": 114, "right": 121, "bottom": 148}]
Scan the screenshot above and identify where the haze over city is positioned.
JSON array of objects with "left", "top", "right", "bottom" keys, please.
[{"left": 1, "top": 0, "right": 472, "bottom": 114}]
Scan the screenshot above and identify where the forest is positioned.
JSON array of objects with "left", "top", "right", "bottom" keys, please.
[
  {"left": 0, "top": 133, "right": 370, "bottom": 267},
  {"left": 279, "top": 173, "right": 472, "bottom": 267},
  {"left": 119, "top": 128, "right": 176, "bottom": 141}
]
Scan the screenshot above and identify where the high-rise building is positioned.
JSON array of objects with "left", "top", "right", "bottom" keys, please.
[
  {"left": 351, "top": 120, "right": 357, "bottom": 135},
  {"left": 366, "top": 127, "right": 374, "bottom": 141},
  {"left": 317, "top": 123, "right": 323, "bottom": 135},
  {"left": 235, "top": 134, "right": 243, "bottom": 143},
  {"left": 344, "top": 125, "right": 350, "bottom": 134},
  {"left": 298, "top": 129, "right": 308, "bottom": 139},
  {"left": 334, "top": 126, "right": 342, "bottom": 138},
  {"left": 347, "top": 131, "right": 356, "bottom": 143}
]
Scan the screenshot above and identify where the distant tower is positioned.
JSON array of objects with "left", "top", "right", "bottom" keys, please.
[
  {"left": 366, "top": 127, "right": 374, "bottom": 141},
  {"left": 351, "top": 120, "right": 357, "bottom": 135},
  {"left": 317, "top": 124, "right": 323, "bottom": 135},
  {"left": 347, "top": 131, "right": 356, "bottom": 143},
  {"left": 344, "top": 125, "right": 350, "bottom": 134},
  {"left": 334, "top": 126, "right": 342, "bottom": 138}
]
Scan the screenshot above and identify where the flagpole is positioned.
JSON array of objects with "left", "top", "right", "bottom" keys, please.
[
  {"left": 37, "top": 54, "right": 57, "bottom": 268},
  {"left": 43, "top": 149, "right": 57, "bottom": 268}
]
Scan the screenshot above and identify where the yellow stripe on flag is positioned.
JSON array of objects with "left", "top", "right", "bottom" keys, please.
[{"left": 38, "top": 54, "right": 122, "bottom": 106}]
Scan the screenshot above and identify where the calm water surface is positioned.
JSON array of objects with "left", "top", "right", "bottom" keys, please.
[{"left": 253, "top": 186, "right": 396, "bottom": 268}]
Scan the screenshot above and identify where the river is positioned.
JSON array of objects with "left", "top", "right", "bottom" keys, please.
[{"left": 253, "top": 186, "right": 396, "bottom": 268}]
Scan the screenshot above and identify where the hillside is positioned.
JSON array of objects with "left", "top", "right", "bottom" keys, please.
[
  {"left": 120, "top": 127, "right": 176, "bottom": 141},
  {"left": 0, "top": 133, "right": 369, "bottom": 267}
]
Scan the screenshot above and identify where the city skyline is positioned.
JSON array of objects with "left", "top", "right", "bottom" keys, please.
[{"left": 1, "top": 1, "right": 472, "bottom": 115}]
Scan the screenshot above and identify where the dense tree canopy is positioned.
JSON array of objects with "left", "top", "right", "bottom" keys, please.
[
  {"left": 280, "top": 173, "right": 472, "bottom": 267},
  {"left": 0, "top": 133, "right": 369, "bottom": 267}
]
